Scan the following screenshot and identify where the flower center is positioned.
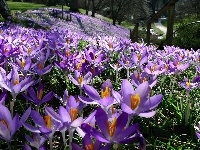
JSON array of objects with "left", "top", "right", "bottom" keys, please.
[
  {"left": 37, "top": 89, "right": 43, "bottom": 100},
  {"left": 137, "top": 54, "right": 141, "bottom": 62},
  {"left": 44, "top": 115, "right": 52, "bottom": 129},
  {"left": 126, "top": 60, "right": 129, "bottom": 64},
  {"left": 66, "top": 50, "right": 71, "bottom": 57},
  {"left": 107, "top": 117, "right": 117, "bottom": 137},
  {"left": 0, "top": 119, "right": 9, "bottom": 130},
  {"left": 186, "top": 81, "right": 190, "bottom": 87},
  {"left": 4, "top": 48, "right": 8, "bottom": 53},
  {"left": 130, "top": 94, "right": 140, "bottom": 110},
  {"left": 38, "top": 62, "right": 44, "bottom": 69},
  {"left": 101, "top": 87, "right": 111, "bottom": 98},
  {"left": 78, "top": 75, "right": 83, "bottom": 84},
  {"left": 66, "top": 38, "right": 71, "bottom": 44},
  {"left": 76, "top": 63, "right": 82, "bottom": 70},
  {"left": 85, "top": 143, "right": 94, "bottom": 150},
  {"left": 20, "top": 59, "right": 26, "bottom": 68},
  {"left": 28, "top": 48, "right": 32, "bottom": 54},
  {"left": 151, "top": 65, "right": 156, "bottom": 72},
  {"left": 14, "top": 79, "right": 19, "bottom": 85},
  {"left": 108, "top": 43, "right": 113, "bottom": 49},
  {"left": 70, "top": 108, "right": 78, "bottom": 122}
]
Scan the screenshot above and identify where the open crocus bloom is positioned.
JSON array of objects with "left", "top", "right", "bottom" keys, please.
[
  {"left": 0, "top": 104, "right": 31, "bottom": 142},
  {"left": 81, "top": 107, "right": 139, "bottom": 146},
  {"left": 120, "top": 79, "right": 162, "bottom": 118}
]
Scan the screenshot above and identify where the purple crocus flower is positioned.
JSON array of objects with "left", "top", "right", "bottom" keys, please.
[
  {"left": 23, "top": 110, "right": 60, "bottom": 138},
  {"left": 68, "top": 70, "right": 92, "bottom": 88},
  {"left": 120, "top": 79, "right": 162, "bottom": 118},
  {"left": 78, "top": 80, "right": 114, "bottom": 109},
  {"left": 0, "top": 66, "right": 34, "bottom": 98},
  {"left": 22, "top": 83, "right": 54, "bottom": 106},
  {"left": 130, "top": 71, "right": 157, "bottom": 88},
  {"left": 179, "top": 76, "right": 199, "bottom": 91},
  {"left": 0, "top": 104, "right": 31, "bottom": 142},
  {"left": 81, "top": 107, "right": 139, "bottom": 145},
  {"left": 71, "top": 134, "right": 110, "bottom": 150},
  {"left": 25, "top": 133, "right": 47, "bottom": 150}
]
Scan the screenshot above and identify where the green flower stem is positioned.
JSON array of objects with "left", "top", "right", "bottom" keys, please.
[
  {"left": 116, "top": 70, "right": 118, "bottom": 82},
  {"left": 7, "top": 142, "right": 12, "bottom": 150},
  {"left": 62, "top": 131, "right": 66, "bottom": 150},
  {"left": 10, "top": 96, "right": 16, "bottom": 117},
  {"left": 68, "top": 130, "right": 74, "bottom": 150},
  {"left": 49, "top": 136, "right": 53, "bottom": 150}
]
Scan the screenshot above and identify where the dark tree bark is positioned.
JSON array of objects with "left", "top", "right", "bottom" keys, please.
[
  {"left": 0, "top": 0, "right": 12, "bottom": 21},
  {"left": 69, "top": 0, "right": 79, "bottom": 12},
  {"left": 46, "top": 0, "right": 57, "bottom": 6}
]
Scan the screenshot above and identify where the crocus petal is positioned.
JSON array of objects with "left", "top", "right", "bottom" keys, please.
[
  {"left": 81, "top": 123, "right": 109, "bottom": 143},
  {"left": 134, "top": 81, "right": 150, "bottom": 104},
  {"left": 141, "top": 94, "right": 163, "bottom": 110},
  {"left": 138, "top": 111, "right": 156, "bottom": 118},
  {"left": 95, "top": 108, "right": 109, "bottom": 139},
  {"left": 20, "top": 106, "right": 31, "bottom": 125},
  {"left": 39, "top": 126, "right": 52, "bottom": 134},
  {"left": 83, "top": 84, "right": 101, "bottom": 100},
  {"left": 23, "top": 123, "right": 40, "bottom": 133},
  {"left": 115, "top": 123, "right": 139, "bottom": 141},
  {"left": 113, "top": 112, "right": 128, "bottom": 139},
  {"left": 31, "top": 110, "right": 45, "bottom": 126},
  {"left": 23, "top": 143, "right": 32, "bottom": 150},
  {"left": 45, "top": 107, "right": 61, "bottom": 122},
  {"left": 121, "top": 79, "right": 134, "bottom": 97},
  {"left": 71, "top": 117, "right": 83, "bottom": 128},
  {"left": 121, "top": 103, "right": 134, "bottom": 114},
  {"left": 78, "top": 96, "right": 98, "bottom": 105},
  {"left": 67, "top": 96, "right": 77, "bottom": 108},
  {"left": 71, "top": 143, "right": 82, "bottom": 150},
  {"left": 68, "top": 74, "right": 79, "bottom": 85},
  {"left": 41, "top": 91, "right": 54, "bottom": 103},
  {"left": 58, "top": 106, "right": 70, "bottom": 122},
  {"left": 99, "top": 97, "right": 114, "bottom": 107},
  {"left": 0, "top": 122, "right": 10, "bottom": 142},
  {"left": 196, "top": 132, "right": 200, "bottom": 139}
]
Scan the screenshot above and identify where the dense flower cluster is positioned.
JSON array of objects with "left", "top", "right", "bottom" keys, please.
[{"left": 0, "top": 9, "right": 199, "bottom": 150}]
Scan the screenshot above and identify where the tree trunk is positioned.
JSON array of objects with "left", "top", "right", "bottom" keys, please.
[
  {"left": 0, "top": 0, "right": 12, "bottom": 21},
  {"left": 91, "top": 0, "right": 95, "bottom": 17},
  {"left": 46, "top": 0, "right": 57, "bottom": 6},
  {"left": 69, "top": 0, "right": 79, "bottom": 12}
]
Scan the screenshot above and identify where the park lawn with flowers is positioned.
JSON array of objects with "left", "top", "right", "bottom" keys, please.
[{"left": 0, "top": 6, "right": 200, "bottom": 150}]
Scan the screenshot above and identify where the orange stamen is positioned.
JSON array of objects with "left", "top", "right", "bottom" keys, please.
[
  {"left": 70, "top": 108, "right": 78, "bottom": 121},
  {"left": 101, "top": 87, "right": 111, "bottom": 98},
  {"left": 130, "top": 94, "right": 140, "bottom": 110}
]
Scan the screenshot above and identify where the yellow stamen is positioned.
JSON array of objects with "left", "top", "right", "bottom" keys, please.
[
  {"left": 44, "top": 115, "right": 52, "bottom": 129},
  {"left": 37, "top": 89, "right": 43, "bottom": 100},
  {"left": 0, "top": 119, "right": 9, "bottom": 130},
  {"left": 66, "top": 51, "right": 71, "bottom": 57},
  {"left": 101, "top": 87, "right": 111, "bottom": 98},
  {"left": 66, "top": 38, "right": 71, "bottom": 44},
  {"left": 165, "top": 64, "right": 168, "bottom": 70},
  {"left": 107, "top": 117, "right": 117, "bottom": 137},
  {"left": 76, "top": 63, "right": 82, "bottom": 70},
  {"left": 85, "top": 143, "right": 94, "bottom": 150},
  {"left": 151, "top": 65, "right": 156, "bottom": 72},
  {"left": 177, "top": 62, "right": 181, "bottom": 66},
  {"left": 108, "top": 43, "right": 113, "bottom": 49},
  {"left": 115, "top": 63, "right": 119, "bottom": 68},
  {"left": 78, "top": 75, "right": 83, "bottom": 84},
  {"left": 14, "top": 79, "right": 19, "bottom": 85},
  {"left": 111, "top": 105, "right": 115, "bottom": 114},
  {"left": 81, "top": 58, "right": 85, "bottom": 63},
  {"left": 130, "top": 94, "right": 140, "bottom": 110},
  {"left": 70, "top": 108, "right": 78, "bottom": 121},
  {"left": 137, "top": 54, "right": 141, "bottom": 62},
  {"left": 142, "top": 77, "right": 147, "bottom": 82},
  {"left": 126, "top": 60, "right": 129, "bottom": 64},
  {"left": 28, "top": 48, "right": 32, "bottom": 54},
  {"left": 186, "top": 81, "right": 190, "bottom": 87},
  {"left": 20, "top": 59, "right": 26, "bottom": 68}
]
